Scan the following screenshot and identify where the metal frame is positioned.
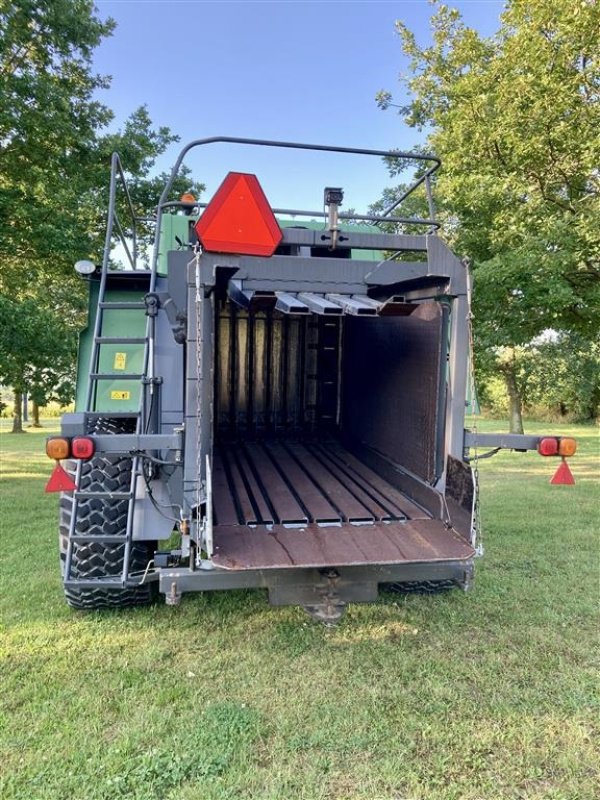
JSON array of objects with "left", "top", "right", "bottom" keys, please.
[
  {"left": 63, "top": 137, "right": 524, "bottom": 610},
  {"left": 157, "top": 560, "right": 474, "bottom": 601},
  {"left": 151, "top": 136, "right": 441, "bottom": 275}
]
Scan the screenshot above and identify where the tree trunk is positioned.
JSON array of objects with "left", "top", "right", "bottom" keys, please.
[
  {"left": 31, "top": 400, "right": 42, "bottom": 427},
  {"left": 502, "top": 363, "right": 524, "bottom": 434},
  {"left": 11, "top": 390, "right": 25, "bottom": 434}
]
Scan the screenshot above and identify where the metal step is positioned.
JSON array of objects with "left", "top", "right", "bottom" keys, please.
[
  {"left": 99, "top": 301, "right": 146, "bottom": 310},
  {"left": 63, "top": 576, "right": 158, "bottom": 589},
  {"left": 74, "top": 491, "right": 133, "bottom": 500},
  {"left": 70, "top": 535, "right": 129, "bottom": 543},
  {"left": 90, "top": 373, "right": 144, "bottom": 380},
  {"left": 85, "top": 411, "right": 141, "bottom": 419},
  {"left": 95, "top": 336, "right": 147, "bottom": 344}
]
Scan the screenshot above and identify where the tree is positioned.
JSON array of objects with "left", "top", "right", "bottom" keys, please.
[
  {"left": 377, "top": 0, "right": 600, "bottom": 430},
  {"left": 0, "top": 2, "right": 203, "bottom": 431}
]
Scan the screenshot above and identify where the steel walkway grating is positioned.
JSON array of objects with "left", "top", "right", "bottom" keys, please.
[{"left": 213, "top": 440, "right": 430, "bottom": 528}]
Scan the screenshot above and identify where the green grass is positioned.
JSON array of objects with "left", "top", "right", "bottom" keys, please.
[{"left": 1, "top": 419, "right": 598, "bottom": 800}]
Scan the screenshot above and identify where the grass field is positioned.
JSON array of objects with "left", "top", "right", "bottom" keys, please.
[{"left": 0, "top": 420, "right": 598, "bottom": 800}]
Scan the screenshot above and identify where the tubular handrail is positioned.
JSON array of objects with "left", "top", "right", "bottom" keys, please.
[
  {"left": 86, "top": 153, "right": 142, "bottom": 411},
  {"left": 102, "top": 152, "right": 140, "bottom": 274},
  {"left": 151, "top": 136, "right": 441, "bottom": 273}
]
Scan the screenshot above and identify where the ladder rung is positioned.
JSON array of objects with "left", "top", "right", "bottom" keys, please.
[
  {"left": 85, "top": 411, "right": 141, "bottom": 418},
  {"left": 70, "top": 535, "right": 128, "bottom": 543},
  {"left": 64, "top": 578, "right": 125, "bottom": 588},
  {"left": 90, "top": 373, "right": 144, "bottom": 380},
  {"left": 63, "top": 576, "right": 157, "bottom": 588},
  {"left": 99, "top": 301, "right": 146, "bottom": 310},
  {"left": 74, "top": 492, "right": 133, "bottom": 500},
  {"left": 95, "top": 337, "right": 147, "bottom": 344}
]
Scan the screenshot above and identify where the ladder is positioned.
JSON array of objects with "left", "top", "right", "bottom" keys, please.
[{"left": 63, "top": 154, "right": 159, "bottom": 590}]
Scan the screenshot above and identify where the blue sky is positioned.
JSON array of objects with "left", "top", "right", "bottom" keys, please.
[{"left": 94, "top": 0, "right": 504, "bottom": 212}]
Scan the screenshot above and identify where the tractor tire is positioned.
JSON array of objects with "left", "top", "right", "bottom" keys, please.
[{"left": 58, "top": 419, "right": 156, "bottom": 610}]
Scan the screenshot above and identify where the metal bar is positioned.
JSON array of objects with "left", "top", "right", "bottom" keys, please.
[
  {"left": 228, "top": 279, "right": 254, "bottom": 310},
  {"left": 281, "top": 229, "right": 429, "bottom": 252},
  {"left": 265, "top": 310, "right": 273, "bottom": 432},
  {"left": 63, "top": 459, "right": 83, "bottom": 582},
  {"left": 243, "top": 443, "right": 308, "bottom": 525},
  {"left": 121, "top": 454, "right": 138, "bottom": 585},
  {"left": 246, "top": 311, "right": 255, "bottom": 434},
  {"left": 297, "top": 293, "right": 343, "bottom": 315},
  {"left": 307, "top": 444, "right": 400, "bottom": 521},
  {"left": 324, "top": 443, "right": 431, "bottom": 521},
  {"left": 281, "top": 316, "right": 289, "bottom": 428},
  {"left": 274, "top": 208, "right": 439, "bottom": 228},
  {"left": 64, "top": 576, "right": 159, "bottom": 589},
  {"left": 112, "top": 210, "right": 135, "bottom": 269},
  {"left": 98, "top": 301, "right": 146, "bottom": 309},
  {"left": 212, "top": 451, "right": 240, "bottom": 526},
  {"left": 377, "top": 297, "right": 418, "bottom": 317},
  {"left": 85, "top": 152, "right": 120, "bottom": 412},
  {"left": 152, "top": 136, "right": 442, "bottom": 275},
  {"left": 275, "top": 293, "right": 310, "bottom": 314},
  {"left": 264, "top": 443, "right": 341, "bottom": 524},
  {"left": 170, "top": 200, "right": 437, "bottom": 228},
  {"left": 225, "top": 446, "right": 261, "bottom": 525},
  {"left": 285, "top": 443, "right": 374, "bottom": 523},
  {"left": 114, "top": 154, "right": 139, "bottom": 269},
  {"left": 90, "top": 373, "right": 144, "bottom": 380},
  {"left": 229, "top": 306, "right": 237, "bottom": 434},
  {"left": 70, "top": 535, "right": 130, "bottom": 543},
  {"left": 325, "top": 294, "right": 378, "bottom": 316},
  {"left": 95, "top": 337, "right": 147, "bottom": 344},
  {"left": 158, "top": 561, "right": 471, "bottom": 594},
  {"left": 88, "top": 433, "right": 182, "bottom": 452},
  {"left": 351, "top": 295, "right": 382, "bottom": 311},
  {"left": 74, "top": 492, "right": 132, "bottom": 500},
  {"left": 445, "top": 292, "right": 470, "bottom": 462},
  {"left": 233, "top": 446, "right": 275, "bottom": 524},
  {"left": 464, "top": 432, "right": 541, "bottom": 451}
]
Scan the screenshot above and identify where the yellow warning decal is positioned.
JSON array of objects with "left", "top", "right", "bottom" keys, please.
[
  {"left": 111, "top": 390, "right": 130, "bottom": 400},
  {"left": 113, "top": 352, "right": 127, "bottom": 370}
]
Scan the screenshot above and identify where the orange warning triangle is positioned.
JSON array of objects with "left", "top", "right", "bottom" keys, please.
[
  {"left": 45, "top": 463, "right": 77, "bottom": 493},
  {"left": 195, "top": 172, "right": 282, "bottom": 256},
  {"left": 550, "top": 458, "right": 575, "bottom": 486}
]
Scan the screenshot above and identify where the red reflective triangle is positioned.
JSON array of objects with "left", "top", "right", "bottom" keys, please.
[
  {"left": 195, "top": 172, "right": 282, "bottom": 256},
  {"left": 550, "top": 458, "right": 575, "bottom": 486},
  {"left": 45, "top": 463, "right": 77, "bottom": 493}
]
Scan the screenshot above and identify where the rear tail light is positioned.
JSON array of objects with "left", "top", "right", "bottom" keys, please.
[
  {"left": 46, "top": 437, "right": 71, "bottom": 460},
  {"left": 71, "top": 437, "right": 95, "bottom": 460},
  {"left": 537, "top": 437, "right": 559, "bottom": 456},
  {"left": 558, "top": 437, "right": 577, "bottom": 457}
]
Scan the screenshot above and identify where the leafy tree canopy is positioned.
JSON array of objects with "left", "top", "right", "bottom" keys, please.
[
  {"left": 0, "top": 1, "right": 203, "bottom": 426},
  {"left": 377, "top": 0, "right": 600, "bottom": 348}
]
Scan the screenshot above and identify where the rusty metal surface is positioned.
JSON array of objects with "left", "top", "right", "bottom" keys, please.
[
  {"left": 213, "top": 441, "right": 429, "bottom": 527},
  {"left": 210, "top": 439, "right": 473, "bottom": 570},
  {"left": 212, "top": 519, "right": 475, "bottom": 571}
]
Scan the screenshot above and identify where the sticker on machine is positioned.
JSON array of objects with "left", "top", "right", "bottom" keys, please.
[
  {"left": 113, "top": 352, "right": 127, "bottom": 370},
  {"left": 111, "top": 390, "right": 130, "bottom": 400}
]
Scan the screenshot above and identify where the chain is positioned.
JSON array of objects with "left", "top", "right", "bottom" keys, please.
[
  {"left": 194, "top": 245, "right": 204, "bottom": 560},
  {"left": 465, "top": 259, "right": 483, "bottom": 556}
]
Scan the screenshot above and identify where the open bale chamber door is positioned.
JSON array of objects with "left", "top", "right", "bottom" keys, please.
[
  {"left": 57, "top": 138, "right": 525, "bottom": 620},
  {"left": 170, "top": 143, "right": 479, "bottom": 616}
]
